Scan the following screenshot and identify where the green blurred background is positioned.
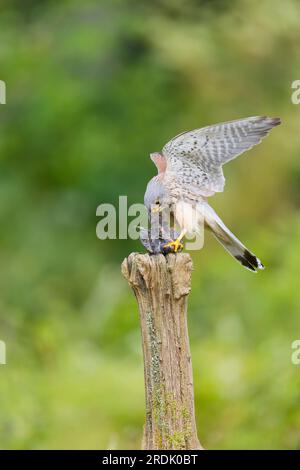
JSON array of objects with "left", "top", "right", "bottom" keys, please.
[{"left": 0, "top": 0, "right": 299, "bottom": 449}]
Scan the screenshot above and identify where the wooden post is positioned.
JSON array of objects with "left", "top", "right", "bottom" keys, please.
[{"left": 121, "top": 252, "right": 202, "bottom": 450}]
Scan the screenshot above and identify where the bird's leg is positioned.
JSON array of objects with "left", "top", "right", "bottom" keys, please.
[{"left": 163, "top": 229, "right": 186, "bottom": 253}]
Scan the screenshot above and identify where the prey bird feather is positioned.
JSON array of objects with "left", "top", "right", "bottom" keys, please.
[{"left": 144, "top": 116, "right": 281, "bottom": 271}]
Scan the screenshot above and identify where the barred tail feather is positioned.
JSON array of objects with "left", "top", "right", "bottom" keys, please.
[{"left": 203, "top": 203, "right": 264, "bottom": 272}]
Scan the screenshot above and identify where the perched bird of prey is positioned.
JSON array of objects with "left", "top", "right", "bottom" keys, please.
[{"left": 144, "top": 116, "right": 281, "bottom": 272}]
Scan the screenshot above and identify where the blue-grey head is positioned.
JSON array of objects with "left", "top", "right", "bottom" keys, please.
[{"left": 144, "top": 176, "right": 167, "bottom": 213}]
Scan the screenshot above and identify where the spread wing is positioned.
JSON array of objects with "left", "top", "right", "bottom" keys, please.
[{"left": 162, "top": 116, "right": 281, "bottom": 197}]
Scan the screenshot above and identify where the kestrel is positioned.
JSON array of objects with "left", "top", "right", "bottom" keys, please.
[{"left": 144, "top": 116, "right": 281, "bottom": 272}]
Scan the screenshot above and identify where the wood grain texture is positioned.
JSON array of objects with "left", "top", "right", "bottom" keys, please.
[{"left": 122, "top": 253, "right": 202, "bottom": 450}]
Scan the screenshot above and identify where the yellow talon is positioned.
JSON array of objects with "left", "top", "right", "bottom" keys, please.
[{"left": 163, "top": 238, "right": 183, "bottom": 253}]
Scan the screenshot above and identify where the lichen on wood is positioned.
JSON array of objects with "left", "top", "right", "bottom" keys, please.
[{"left": 121, "top": 252, "right": 202, "bottom": 450}]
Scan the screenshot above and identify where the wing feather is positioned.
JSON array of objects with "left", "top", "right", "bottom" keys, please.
[{"left": 162, "top": 116, "right": 281, "bottom": 195}]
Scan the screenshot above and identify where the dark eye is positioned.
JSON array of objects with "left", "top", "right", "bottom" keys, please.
[{"left": 155, "top": 200, "right": 160, "bottom": 205}]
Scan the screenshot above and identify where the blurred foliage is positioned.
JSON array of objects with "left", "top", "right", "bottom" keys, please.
[{"left": 0, "top": 0, "right": 300, "bottom": 449}]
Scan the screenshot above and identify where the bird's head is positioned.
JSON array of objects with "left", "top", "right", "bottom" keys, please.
[{"left": 144, "top": 176, "right": 168, "bottom": 214}]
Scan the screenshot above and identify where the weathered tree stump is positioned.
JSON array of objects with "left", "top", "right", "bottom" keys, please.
[{"left": 121, "top": 252, "right": 202, "bottom": 450}]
